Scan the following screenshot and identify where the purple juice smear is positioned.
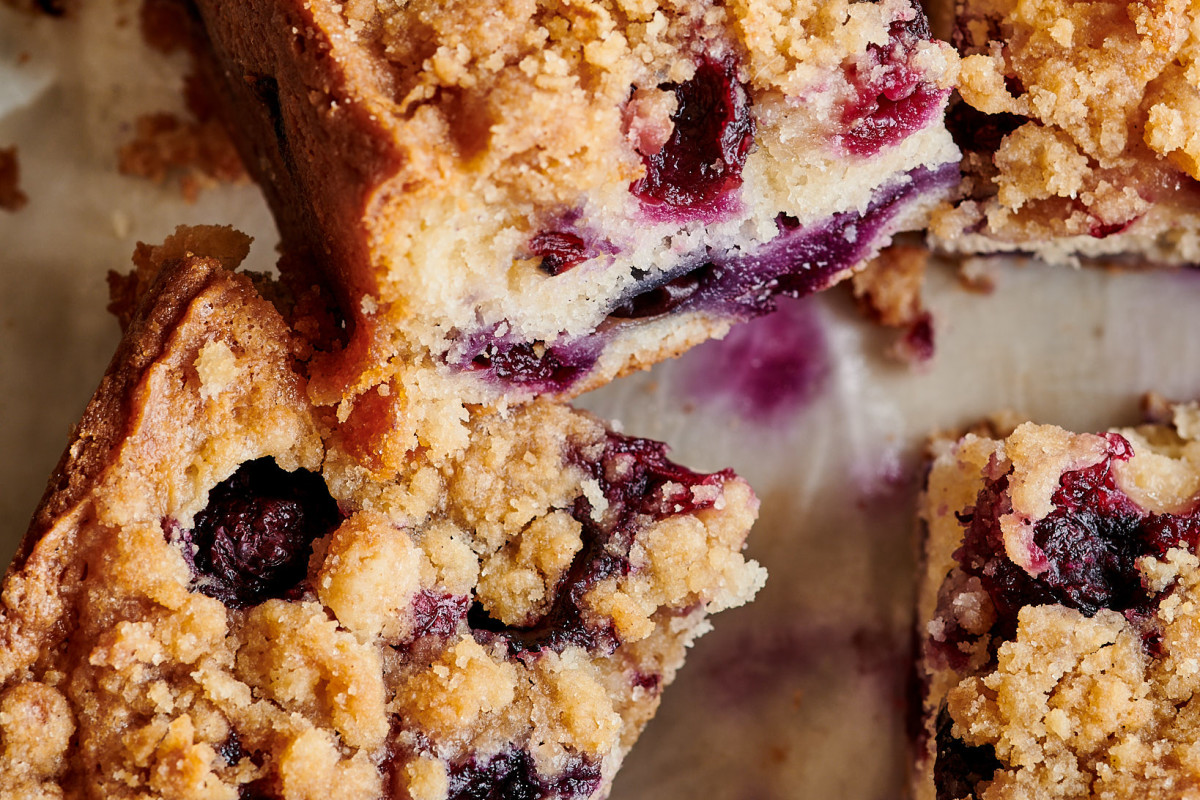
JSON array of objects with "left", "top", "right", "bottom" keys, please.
[{"left": 680, "top": 296, "right": 829, "bottom": 424}]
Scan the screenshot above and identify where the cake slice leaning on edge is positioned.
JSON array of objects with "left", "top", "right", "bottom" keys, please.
[
  {"left": 929, "top": 0, "right": 1200, "bottom": 265},
  {"left": 1, "top": 225, "right": 764, "bottom": 799},
  {"left": 914, "top": 402, "right": 1200, "bottom": 800},
  {"left": 183, "top": 0, "right": 960, "bottom": 411}
]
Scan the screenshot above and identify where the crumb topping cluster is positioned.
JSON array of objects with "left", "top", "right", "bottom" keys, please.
[{"left": 948, "top": 0, "right": 1200, "bottom": 238}]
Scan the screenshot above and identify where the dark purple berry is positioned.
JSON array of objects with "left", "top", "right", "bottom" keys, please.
[
  {"left": 630, "top": 56, "right": 754, "bottom": 212},
  {"left": 945, "top": 100, "right": 1025, "bottom": 158},
  {"left": 218, "top": 730, "right": 246, "bottom": 766},
  {"left": 530, "top": 232, "right": 590, "bottom": 276},
  {"left": 607, "top": 266, "right": 709, "bottom": 319},
  {"left": 933, "top": 705, "right": 1001, "bottom": 800},
  {"left": 446, "top": 749, "right": 601, "bottom": 800},
  {"left": 470, "top": 432, "right": 728, "bottom": 657},
  {"left": 176, "top": 458, "right": 341, "bottom": 609},
  {"left": 954, "top": 433, "right": 1200, "bottom": 648}
]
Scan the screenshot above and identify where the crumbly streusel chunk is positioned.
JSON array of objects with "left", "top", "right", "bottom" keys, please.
[
  {"left": 915, "top": 404, "right": 1200, "bottom": 800},
  {"left": 930, "top": 0, "right": 1200, "bottom": 264},
  {"left": 1, "top": 227, "right": 764, "bottom": 799},
  {"left": 188, "top": 0, "right": 959, "bottom": 422}
]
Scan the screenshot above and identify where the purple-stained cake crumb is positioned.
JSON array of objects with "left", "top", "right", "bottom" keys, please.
[
  {"left": 680, "top": 296, "right": 829, "bottom": 424},
  {"left": 172, "top": 458, "right": 341, "bottom": 609},
  {"left": 838, "top": 15, "right": 948, "bottom": 157},
  {"left": 470, "top": 432, "right": 728, "bottom": 657},
  {"left": 630, "top": 55, "right": 754, "bottom": 215},
  {"left": 895, "top": 311, "right": 935, "bottom": 364}
]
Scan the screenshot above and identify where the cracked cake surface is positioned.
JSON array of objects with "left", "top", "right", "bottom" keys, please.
[
  {"left": 915, "top": 404, "right": 1200, "bottom": 800},
  {"left": 930, "top": 0, "right": 1200, "bottom": 264},
  {"left": 185, "top": 0, "right": 959, "bottom": 417},
  {"left": 0, "top": 226, "right": 764, "bottom": 799}
]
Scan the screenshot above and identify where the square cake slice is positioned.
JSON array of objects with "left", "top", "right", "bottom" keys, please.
[
  {"left": 930, "top": 0, "right": 1200, "bottom": 265},
  {"left": 1, "top": 226, "right": 764, "bottom": 799},
  {"left": 914, "top": 404, "right": 1200, "bottom": 800},
  {"left": 185, "top": 0, "right": 959, "bottom": 408}
]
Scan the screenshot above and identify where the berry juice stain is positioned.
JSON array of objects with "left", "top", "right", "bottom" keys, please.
[{"left": 680, "top": 296, "right": 829, "bottom": 425}]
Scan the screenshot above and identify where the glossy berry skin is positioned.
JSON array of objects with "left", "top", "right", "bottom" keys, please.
[
  {"left": 175, "top": 458, "right": 341, "bottom": 609},
  {"left": 630, "top": 56, "right": 754, "bottom": 212},
  {"left": 530, "top": 232, "right": 590, "bottom": 276}
]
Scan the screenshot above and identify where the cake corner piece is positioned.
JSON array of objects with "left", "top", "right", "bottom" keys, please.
[
  {"left": 914, "top": 402, "right": 1200, "bottom": 799},
  {"left": 187, "top": 0, "right": 961, "bottom": 410},
  {"left": 0, "top": 226, "right": 764, "bottom": 799}
]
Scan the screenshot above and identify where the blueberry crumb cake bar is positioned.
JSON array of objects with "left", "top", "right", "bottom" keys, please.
[
  {"left": 931, "top": 0, "right": 1200, "bottom": 265},
  {"left": 915, "top": 402, "right": 1200, "bottom": 799},
  {"left": 186, "top": 0, "right": 960, "bottom": 409},
  {"left": 3, "top": 226, "right": 764, "bottom": 798}
]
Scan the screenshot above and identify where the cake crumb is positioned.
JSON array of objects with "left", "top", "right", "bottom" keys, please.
[
  {"left": 195, "top": 341, "right": 238, "bottom": 400},
  {"left": 0, "top": 147, "right": 29, "bottom": 212},
  {"left": 851, "top": 244, "right": 935, "bottom": 365},
  {"left": 117, "top": 110, "right": 246, "bottom": 202}
]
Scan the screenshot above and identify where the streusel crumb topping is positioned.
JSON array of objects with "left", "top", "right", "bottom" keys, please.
[{"left": 952, "top": 0, "right": 1200, "bottom": 233}]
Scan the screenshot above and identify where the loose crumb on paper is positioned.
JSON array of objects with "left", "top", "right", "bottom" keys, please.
[
  {"left": 0, "top": 147, "right": 29, "bottom": 212},
  {"left": 850, "top": 244, "right": 935, "bottom": 365}
]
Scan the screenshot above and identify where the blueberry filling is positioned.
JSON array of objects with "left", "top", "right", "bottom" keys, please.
[
  {"left": 172, "top": 458, "right": 341, "bottom": 609},
  {"left": 467, "top": 338, "right": 603, "bottom": 394},
  {"left": 933, "top": 705, "right": 1001, "bottom": 800},
  {"left": 838, "top": 13, "right": 945, "bottom": 157},
  {"left": 464, "top": 162, "right": 958, "bottom": 394},
  {"left": 954, "top": 433, "right": 1200, "bottom": 645},
  {"left": 469, "top": 433, "right": 728, "bottom": 657},
  {"left": 630, "top": 55, "right": 754, "bottom": 212},
  {"left": 446, "top": 749, "right": 602, "bottom": 800}
]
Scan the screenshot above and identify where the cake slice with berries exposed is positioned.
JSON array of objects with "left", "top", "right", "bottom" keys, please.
[
  {"left": 914, "top": 402, "right": 1200, "bottom": 800},
  {"left": 930, "top": 0, "right": 1200, "bottom": 265},
  {"left": 0, "top": 225, "right": 763, "bottom": 799},
  {"left": 186, "top": 0, "right": 959, "bottom": 412}
]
